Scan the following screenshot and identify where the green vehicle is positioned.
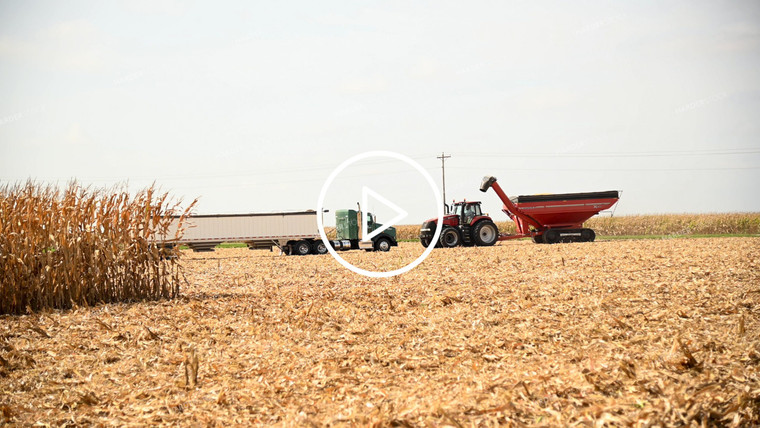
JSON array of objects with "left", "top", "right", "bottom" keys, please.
[{"left": 331, "top": 208, "right": 398, "bottom": 252}]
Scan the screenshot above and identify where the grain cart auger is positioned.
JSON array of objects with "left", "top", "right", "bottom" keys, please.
[{"left": 479, "top": 176, "right": 620, "bottom": 244}]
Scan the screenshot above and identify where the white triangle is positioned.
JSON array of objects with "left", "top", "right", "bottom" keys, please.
[{"left": 361, "top": 186, "right": 408, "bottom": 242}]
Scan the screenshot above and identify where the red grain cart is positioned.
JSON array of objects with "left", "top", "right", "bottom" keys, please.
[{"left": 480, "top": 176, "right": 619, "bottom": 244}]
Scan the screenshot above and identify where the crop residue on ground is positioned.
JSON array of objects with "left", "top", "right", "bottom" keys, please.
[{"left": 1, "top": 238, "right": 759, "bottom": 426}]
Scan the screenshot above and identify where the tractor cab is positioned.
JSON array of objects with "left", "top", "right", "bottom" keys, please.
[{"left": 451, "top": 201, "right": 483, "bottom": 226}]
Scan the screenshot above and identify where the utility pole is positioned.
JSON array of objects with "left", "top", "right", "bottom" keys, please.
[{"left": 437, "top": 152, "right": 451, "bottom": 212}]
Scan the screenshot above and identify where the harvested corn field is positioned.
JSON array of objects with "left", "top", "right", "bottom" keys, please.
[{"left": 1, "top": 238, "right": 759, "bottom": 426}]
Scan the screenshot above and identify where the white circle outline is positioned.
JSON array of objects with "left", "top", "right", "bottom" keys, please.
[{"left": 316, "top": 151, "right": 444, "bottom": 278}]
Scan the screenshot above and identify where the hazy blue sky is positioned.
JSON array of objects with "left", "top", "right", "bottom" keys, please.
[{"left": 1, "top": 1, "right": 759, "bottom": 225}]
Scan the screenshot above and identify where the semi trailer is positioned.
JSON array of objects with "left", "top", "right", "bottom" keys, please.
[
  {"left": 162, "top": 210, "right": 326, "bottom": 254},
  {"left": 161, "top": 207, "right": 396, "bottom": 255}
]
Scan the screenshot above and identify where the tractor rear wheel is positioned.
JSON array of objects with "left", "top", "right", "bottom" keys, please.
[
  {"left": 473, "top": 221, "right": 498, "bottom": 246},
  {"left": 543, "top": 229, "right": 560, "bottom": 244},
  {"left": 439, "top": 227, "right": 462, "bottom": 248}
]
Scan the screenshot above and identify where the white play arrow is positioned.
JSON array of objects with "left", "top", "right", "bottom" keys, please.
[{"left": 361, "top": 186, "right": 408, "bottom": 242}]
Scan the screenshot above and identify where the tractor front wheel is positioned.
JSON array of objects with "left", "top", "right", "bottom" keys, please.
[
  {"left": 420, "top": 237, "right": 431, "bottom": 247},
  {"left": 473, "top": 221, "right": 498, "bottom": 246},
  {"left": 439, "top": 227, "right": 462, "bottom": 248}
]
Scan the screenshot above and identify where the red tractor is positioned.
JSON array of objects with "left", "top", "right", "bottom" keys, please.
[{"left": 419, "top": 201, "right": 499, "bottom": 248}]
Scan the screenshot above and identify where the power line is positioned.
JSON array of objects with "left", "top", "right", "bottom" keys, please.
[
  {"left": 446, "top": 166, "right": 760, "bottom": 172},
  {"left": 0, "top": 154, "right": 435, "bottom": 183},
  {"left": 458, "top": 147, "right": 760, "bottom": 158}
]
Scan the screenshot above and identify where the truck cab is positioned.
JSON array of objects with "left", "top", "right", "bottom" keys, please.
[{"left": 333, "top": 209, "right": 398, "bottom": 252}]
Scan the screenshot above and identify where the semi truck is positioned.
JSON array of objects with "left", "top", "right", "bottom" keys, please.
[
  {"left": 330, "top": 208, "right": 398, "bottom": 252},
  {"left": 161, "top": 207, "right": 396, "bottom": 255}
]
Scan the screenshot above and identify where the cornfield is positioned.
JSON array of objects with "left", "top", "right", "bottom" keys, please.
[
  {"left": 0, "top": 181, "right": 194, "bottom": 314},
  {"left": 394, "top": 213, "right": 760, "bottom": 241},
  {"left": 586, "top": 213, "right": 760, "bottom": 236}
]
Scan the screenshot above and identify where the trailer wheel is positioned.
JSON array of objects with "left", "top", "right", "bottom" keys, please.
[
  {"left": 293, "top": 240, "right": 311, "bottom": 255},
  {"left": 531, "top": 234, "right": 544, "bottom": 244},
  {"left": 374, "top": 237, "right": 392, "bottom": 252},
  {"left": 439, "top": 227, "right": 461, "bottom": 248},
  {"left": 313, "top": 240, "right": 328, "bottom": 254},
  {"left": 473, "top": 221, "right": 498, "bottom": 246},
  {"left": 543, "top": 229, "right": 560, "bottom": 244},
  {"left": 581, "top": 228, "right": 596, "bottom": 242}
]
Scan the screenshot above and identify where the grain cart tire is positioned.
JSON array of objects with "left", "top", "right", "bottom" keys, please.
[
  {"left": 543, "top": 229, "right": 560, "bottom": 244},
  {"left": 312, "top": 240, "right": 328, "bottom": 254},
  {"left": 293, "top": 240, "right": 312, "bottom": 255},
  {"left": 473, "top": 221, "right": 498, "bottom": 246},
  {"left": 439, "top": 226, "right": 462, "bottom": 248},
  {"left": 532, "top": 234, "right": 544, "bottom": 244},
  {"left": 374, "top": 237, "right": 392, "bottom": 252},
  {"left": 581, "top": 228, "right": 596, "bottom": 242}
]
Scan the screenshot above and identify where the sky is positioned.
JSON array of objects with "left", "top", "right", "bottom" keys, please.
[{"left": 1, "top": 1, "right": 759, "bottom": 226}]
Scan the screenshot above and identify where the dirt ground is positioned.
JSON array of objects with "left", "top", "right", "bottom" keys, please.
[{"left": 1, "top": 238, "right": 759, "bottom": 426}]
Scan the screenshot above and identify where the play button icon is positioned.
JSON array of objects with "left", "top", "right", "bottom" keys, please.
[
  {"left": 361, "top": 186, "right": 408, "bottom": 242},
  {"left": 316, "top": 151, "right": 444, "bottom": 278}
]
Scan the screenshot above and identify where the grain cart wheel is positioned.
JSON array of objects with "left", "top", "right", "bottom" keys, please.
[
  {"left": 439, "top": 226, "right": 462, "bottom": 248},
  {"left": 313, "top": 240, "right": 328, "bottom": 254},
  {"left": 543, "top": 229, "right": 560, "bottom": 244},
  {"left": 581, "top": 228, "right": 596, "bottom": 242},
  {"left": 473, "top": 221, "right": 498, "bottom": 246},
  {"left": 532, "top": 234, "right": 544, "bottom": 244},
  {"left": 293, "top": 240, "right": 312, "bottom": 255},
  {"left": 374, "top": 237, "right": 392, "bottom": 252}
]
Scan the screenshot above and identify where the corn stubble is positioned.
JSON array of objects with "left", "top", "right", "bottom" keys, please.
[
  {"left": 1, "top": 238, "right": 758, "bottom": 426},
  {"left": 0, "top": 181, "right": 194, "bottom": 314}
]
